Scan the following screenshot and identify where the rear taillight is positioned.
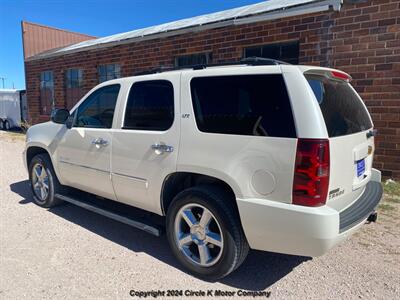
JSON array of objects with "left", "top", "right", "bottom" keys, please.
[
  {"left": 331, "top": 70, "right": 351, "bottom": 82},
  {"left": 292, "top": 139, "right": 330, "bottom": 207}
]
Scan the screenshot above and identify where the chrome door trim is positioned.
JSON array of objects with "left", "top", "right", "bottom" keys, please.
[
  {"left": 59, "top": 160, "right": 109, "bottom": 174},
  {"left": 112, "top": 172, "right": 148, "bottom": 187}
]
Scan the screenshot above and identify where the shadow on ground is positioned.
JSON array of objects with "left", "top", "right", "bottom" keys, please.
[{"left": 10, "top": 179, "right": 310, "bottom": 290}]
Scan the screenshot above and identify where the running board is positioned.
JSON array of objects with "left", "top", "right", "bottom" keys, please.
[{"left": 55, "top": 193, "right": 162, "bottom": 236}]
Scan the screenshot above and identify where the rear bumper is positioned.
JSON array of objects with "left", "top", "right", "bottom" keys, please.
[
  {"left": 339, "top": 181, "right": 382, "bottom": 232},
  {"left": 237, "top": 177, "right": 383, "bottom": 257}
]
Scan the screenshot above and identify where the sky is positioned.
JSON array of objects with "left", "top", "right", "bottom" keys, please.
[{"left": 0, "top": 0, "right": 262, "bottom": 90}]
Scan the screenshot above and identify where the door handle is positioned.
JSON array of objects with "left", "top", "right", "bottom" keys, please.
[
  {"left": 151, "top": 143, "right": 174, "bottom": 154},
  {"left": 92, "top": 138, "right": 109, "bottom": 147}
]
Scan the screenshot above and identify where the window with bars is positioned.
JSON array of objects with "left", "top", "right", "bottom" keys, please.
[
  {"left": 65, "top": 68, "right": 84, "bottom": 109},
  {"left": 98, "top": 64, "right": 121, "bottom": 83},
  {"left": 175, "top": 53, "right": 212, "bottom": 67},
  {"left": 244, "top": 41, "right": 299, "bottom": 64},
  {"left": 40, "top": 71, "right": 54, "bottom": 115}
]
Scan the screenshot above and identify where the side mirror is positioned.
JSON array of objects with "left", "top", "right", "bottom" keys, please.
[{"left": 51, "top": 108, "right": 70, "bottom": 124}]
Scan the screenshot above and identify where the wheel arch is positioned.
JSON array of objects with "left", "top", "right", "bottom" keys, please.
[
  {"left": 160, "top": 172, "right": 240, "bottom": 216},
  {"left": 26, "top": 144, "right": 61, "bottom": 180},
  {"left": 27, "top": 145, "right": 50, "bottom": 163}
]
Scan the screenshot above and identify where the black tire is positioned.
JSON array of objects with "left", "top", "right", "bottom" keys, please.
[
  {"left": 28, "top": 153, "right": 65, "bottom": 208},
  {"left": 0, "top": 120, "right": 3, "bottom": 130},
  {"left": 166, "top": 185, "right": 249, "bottom": 280},
  {"left": 4, "top": 120, "right": 10, "bottom": 131}
]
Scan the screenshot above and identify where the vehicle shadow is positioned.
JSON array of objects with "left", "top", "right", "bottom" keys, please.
[{"left": 10, "top": 180, "right": 310, "bottom": 291}]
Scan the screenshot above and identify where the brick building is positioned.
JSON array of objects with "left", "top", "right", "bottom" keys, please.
[{"left": 23, "top": 0, "right": 400, "bottom": 178}]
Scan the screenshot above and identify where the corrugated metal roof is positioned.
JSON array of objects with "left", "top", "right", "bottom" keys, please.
[{"left": 28, "top": 0, "right": 342, "bottom": 61}]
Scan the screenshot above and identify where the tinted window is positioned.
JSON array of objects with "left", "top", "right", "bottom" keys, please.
[
  {"left": 306, "top": 75, "right": 373, "bottom": 137},
  {"left": 244, "top": 41, "right": 299, "bottom": 64},
  {"left": 124, "top": 80, "right": 174, "bottom": 131},
  {"left": 74, "top": 84, "right": 120, "bottom": 128},
  {"left": 190, "top": 75, "right": 296, "bottom": 138}
]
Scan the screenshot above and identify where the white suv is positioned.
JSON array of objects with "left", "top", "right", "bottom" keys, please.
[{"left": 24, "top": 58, "right": 383, "bottom": 279}]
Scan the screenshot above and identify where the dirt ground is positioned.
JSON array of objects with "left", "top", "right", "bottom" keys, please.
[{"left": 1, "top": 131, "right": 399, "bottom": 299}]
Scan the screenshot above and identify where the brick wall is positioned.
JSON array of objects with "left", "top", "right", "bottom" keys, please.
[
  {"left": 330, "top": 0, "right": 400, "bottom": 178},
  {"left": 25, "top": 0, "right": 400, "bottom": 178}
]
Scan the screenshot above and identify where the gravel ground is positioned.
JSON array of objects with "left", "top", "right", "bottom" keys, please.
[{"left": 1, "top": 131, "right": 399, "bottom": 300}]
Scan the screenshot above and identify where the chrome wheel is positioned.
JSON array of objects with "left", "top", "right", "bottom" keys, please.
[
  {"left": 31, "top": 163, "right": 49, "bottom": 201},
  {"left": 174, "top": 203, "right": 224, "bottom": 267}
]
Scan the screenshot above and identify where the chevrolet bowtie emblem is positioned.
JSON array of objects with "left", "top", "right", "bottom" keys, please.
[{"left": 368, "top": 146, "right": 373, "bottom": 155}]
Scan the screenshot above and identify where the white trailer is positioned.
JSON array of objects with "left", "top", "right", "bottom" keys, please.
[{"left": 0, "top": 89, "right": 27, "bottom": 130}]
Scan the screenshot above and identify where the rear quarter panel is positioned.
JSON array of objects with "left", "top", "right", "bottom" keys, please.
[{"left": 178, "top": 67, "right": 297, "bottom": 203}]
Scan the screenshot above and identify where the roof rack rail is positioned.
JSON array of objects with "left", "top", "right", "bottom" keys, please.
[
  {"left": 240, "top": 56, "right": 290, "bottom": 66},
  {"left": 134, "top": 57, "right": 290, "bottom": 75},
  {"left": 191, "top": 57, "right": 290, "bottom": 70}
]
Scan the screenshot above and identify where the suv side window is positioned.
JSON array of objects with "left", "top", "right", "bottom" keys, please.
[
  {"left": 74, "top": 84, "right": 120, "bottom": 128},
  {"left": 123, "top": 80, "right": 174, "bottom": 131},
  {"left": 190, "top": 75, "right": 296, "bottom": 138}
]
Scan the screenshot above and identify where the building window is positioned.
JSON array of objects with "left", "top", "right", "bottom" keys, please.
[
  {"left": 123, "top": 80, "right": 174, "bottom": 131},
  {"left": 175, "top": 53, "right": 212, "bottom": 67},
  {"left": 98, "top": 64, "right": 121, "bottom": 83},
  {"left": 244, "top": 41, "right": 299, "bottom": 64},
  {"left": 40, "top": 71, "right": 54, "bottom": 115},
  {"left": 65, "top": 68, "right": 83, "bottom": 109}
]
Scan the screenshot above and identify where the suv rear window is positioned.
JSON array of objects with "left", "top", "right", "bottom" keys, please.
[
  {"left": 306, "top": 75, "right": 372, "bottom": 137},
  {"left": 190, "top": 75, "right": 296, "bottom": 138}
]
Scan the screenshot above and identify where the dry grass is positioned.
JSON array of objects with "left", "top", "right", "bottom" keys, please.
[
  {"left": 383, "top": 180, "right": 400, "bottom": 195},
  {"left": 377, "top": 180, "right": 400, "bottom": 237},
  {"left": 380, "top": 180, "right": 400, "bottom": 217},
  {"left": 379, "top": 203, "right": 395, "bottom": 212}
]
